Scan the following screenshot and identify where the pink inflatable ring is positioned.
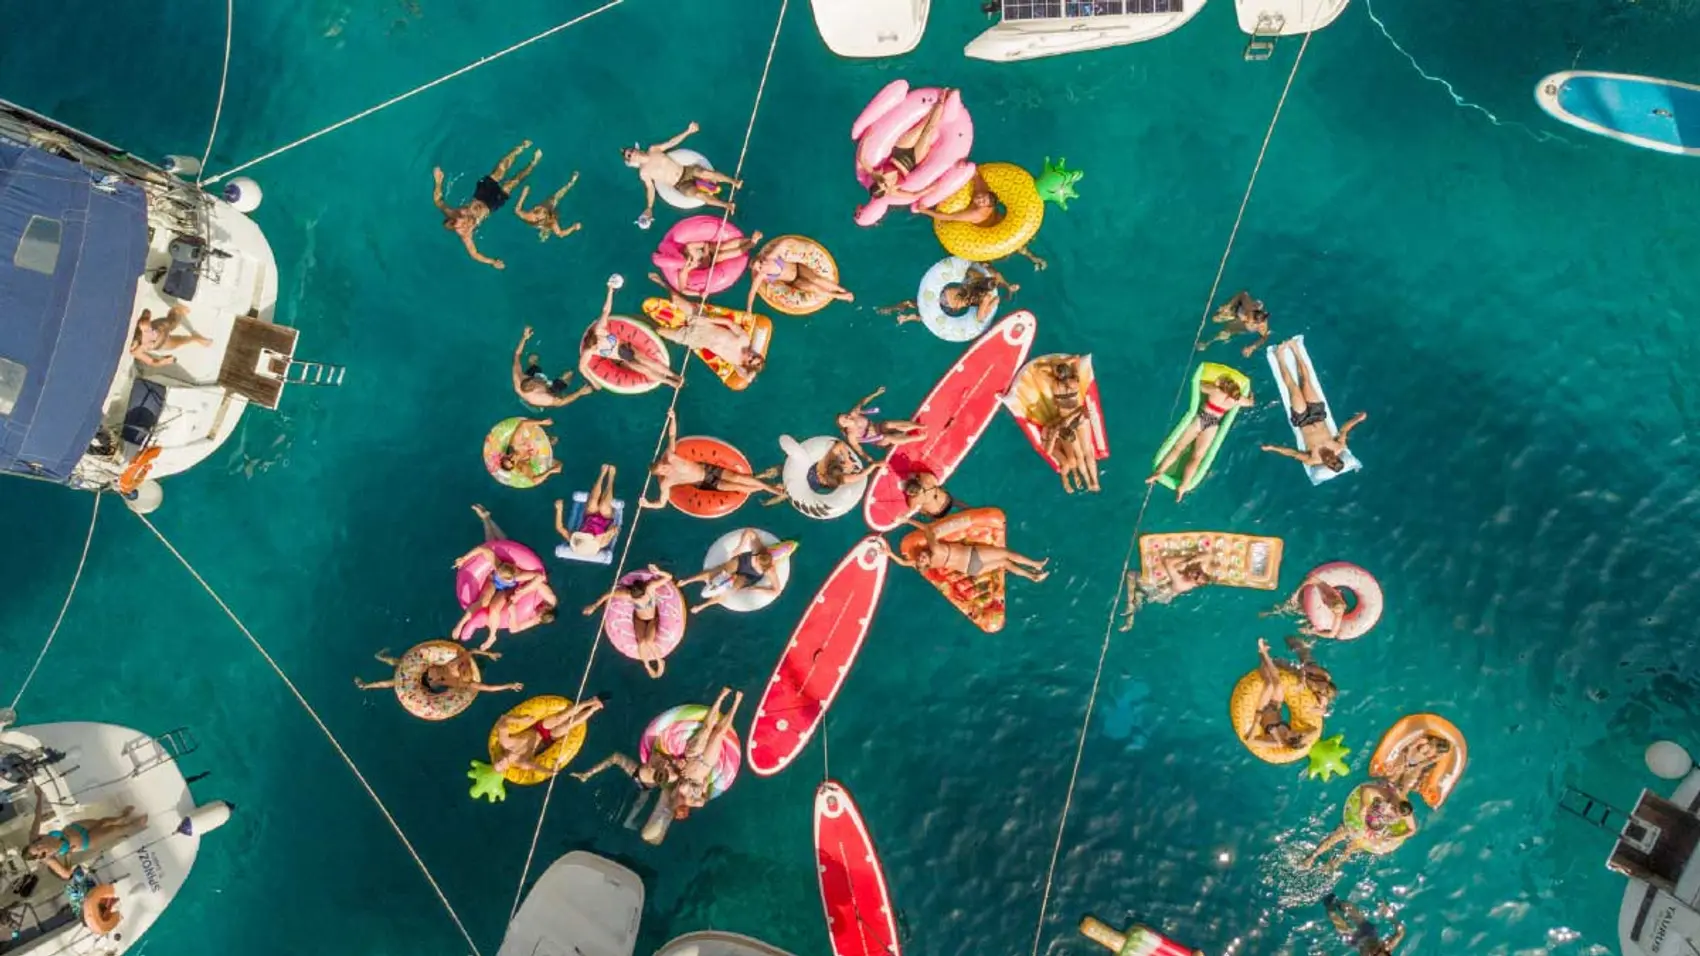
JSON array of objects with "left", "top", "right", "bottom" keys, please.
[
  {"left": 454, "top": 540, "right": 549, "bottom": 641},
  {"left": 1301, "top": 561, "right": 1383, "bottom": 641},
  {"left": 652, "top": 215, "right": 748, "bottom": 296},
  {"left": 852, "top": 79, "right": 976, "bottom": 226},
  {"left": 602, "top": 570, "right": 689, "bottom": 671}
]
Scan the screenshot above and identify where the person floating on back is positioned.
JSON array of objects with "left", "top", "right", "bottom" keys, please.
[
  {"left": 1199, "top": 290, "right": 1272, "bottom": 357},
  {"left": 514, "top": 171, "right": 582, "bottom": 241},
  {"left": 434, "top": 139, "right": 542, "bottom": 269},
  {"left": 1322, "top": 894, "right": 1405, "bottom": 955},
  {"left": 622, "top": 122, "right": 740, "bottom": 228},
  {"left": 1260, "top": 338, "right": 1366, "bottom": 474}
]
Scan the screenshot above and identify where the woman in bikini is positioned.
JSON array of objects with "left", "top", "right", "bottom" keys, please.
[
  {"left": 1198, "top": 290, "right": 1272, "bottom": 357},
  {"left": 581, "top": 279, "right": 684, "bottom": 389},
  {"left": 513, "top": 326, "right": 594, "bottom": 409},
  {"left": 888, "top": 522, "right": 1050, "bottom": 583},
  {"left": 513, "top": 171, "right": 582, "bottom": 240},
  {"left": 555, "top": 464, "right": 621, "bottom": 559},
  {"left": 676, "top": 529, "right": 780, "bottom": 614},
  {"left": 745, "top": 244, "right": 855, "bottom": 314},
  {"left": 1147, "top": 374, "right": 1254, "bottom": 503},
  {"left": 583, "top": 564, "right": 677, "bottom": 678},
  {"left": 454, "top": 505, "right": 556, "bottom": 649},
  {"left": 877, "top": 261, "right": 1016, "bottom": 328},
  {"left": 859, "top": 89, "right": 957, "bottom": 205},
  {"left": 22, "top": 789, "right": 147, "bottom": 880},
  {"left": 837, "top": 387, "right": 926, "bottom": 462},
  {"left": 671, "top": 688, "right": 744, "bottom": 810},
  {"left": 1242, "top": 638, "right": 1313, "bottom": 752},
  {"left": 675, "top": 230, "right": 762, "bottom": 293},
  {"left": 353, "top": 646, "right": 522, "bottom": 695},
  {"left": 492, "top": 417, "right": 562, "bottom": 484},
  {"left": 1263, "top": 569, "right": 1350, "bottom": 639},
  {"left": 640, "top": 409, "right": 786, "bottom": 510},
  {"left": 806, "top": 440, "right": 865, "bottom": 497},
  {"left": 1260, "top": 339, "right": 1367, "bottom": 475},
  {"left": 434, "top": 140, "right": 540, "bottom": 269},
  {"left": 130, "top": 304, "right": 211, "bottom": 368},
  {"left": 1042, "top": 407, "right": 1099, "bottom": 494},
  {"left": 1382, "top": 734, "right": 1453, "bottom": 797},
  {"left": 492, "top": 698, "right": 604, "bottom": 776},
  {"left": 918, "top": 172, "right": 1048, "bottom": 269}
]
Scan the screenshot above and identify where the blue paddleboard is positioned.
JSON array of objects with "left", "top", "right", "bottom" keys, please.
[{"left": 1535, "top": 70, "right": 1700, "bottom": 156}]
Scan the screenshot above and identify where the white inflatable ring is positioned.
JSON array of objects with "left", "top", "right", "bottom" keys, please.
[
  {"left": 701, "top": 529, "right": 795, "bottom": 613},
  {"left": 655, "top": 149, "right": 717, "bottom": 210},
  {"left": 779, "top": 434, "right": 868, "bottom": 520},
  {"left": 916, "top": 257, "right": 998, "bottom": 343}
]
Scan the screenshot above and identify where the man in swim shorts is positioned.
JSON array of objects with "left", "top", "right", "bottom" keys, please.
[
  {"left": 514, "top": 171, "right": 582, "bottom": 240},
  {"left": 645, "top": 274, "right": 767, "bottom": 380},
  {"left": 434, "top": 140, "right": 541, "bottom": 269},
  {"left": 492, "top": 697, "right": 604, "bottom": 775},
  {"left": 353, "top": 646, "right": 522, "bottom": 695},
  {"left": 1199, "top": 291, "right": 1272, "bottom": 358},
  {"left": 1260, "top": 339, "right": 1367, "bottom": 474},
  {"left": 623, "top": 122, "right": 740, "bottom": 227},
  {"left": 1323, "top": 895, "right": 1406, "bottom": 955},
  {"left": 513, "top": 326, "right": 594, "bottom": 408},
  {"left": 640, "top": 409, "right": 786, "bottom": 510},
  {"left": 918, "top": 173, "right": 1049, "bottom": 270}
]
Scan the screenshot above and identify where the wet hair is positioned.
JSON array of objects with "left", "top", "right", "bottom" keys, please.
[
  {"left": 620, "top": 147, "right": 640, "bottom": 164},
  {"left": 869, "top": 180, "right": 890, "bottom": 199},
  {"left": 940, "top": 283, "right": 970, "bottom": 308},
  {"left": 1215, "top": 376, "right": 1242, "bottom": 399},
  {"left": 1052, "top": 362, "right": 1076, "bottom": 382},
  {"left": 1182, "top": 562, "right": 1210, "bottom": 583},
  {"left": 1397, "top": 799, "right": 1414, "bottom": 815},
  {"left": 538, "top": 608, "right": 557, "bottom": 624},
  {"left": 743, "top": 352, "right": 765, "bottom": 372},
  {"left": 672, "top": 802, "right": 693, "bottom": 820},
  {"left": 499, "top": 453, "right": 517, "bottom": 471},
  {"left": 1319, "top": 448, "right": 1345, "bottom": 473},
  {"left": 1429, "top": 736, "right": 1452, "bottom": 755}
]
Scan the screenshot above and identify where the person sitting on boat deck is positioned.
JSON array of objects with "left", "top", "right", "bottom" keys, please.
[
  {"left": 677, "top": 529, "right": 779, "bottom": 614},
  {"left": 22, "top": 790, "right": 147, "bottom": 881},
  {"left": 671, "top": 687, "right": 744, "bottom": 811},
  {"left": 858, "top": 89, "right": 957, "bottom": 206},
  {"left": 1147, "top": 374, "right": 1254, "bottom": 503},
  {"left": 434, "top": 140, "right": 541, "bottom": 269},
  {"left": 1323, "top": 895, "right": 1405, "bottom": 956},
  {"left": 1199, "top": 291, "right": 1272, "bottom": 358},
  {"left": 888, "top": 520, "right": 1050, "bottom": 583},
  {"left": 492, "top": 697, "right": 605, "bottom": 776},
  {"left": 671, "top": 231, "right": 763, "bottom": 294},
  {"left": 1263, "top": 569, "right": 1350, "bottom": 639},
  {"left": 583, "top": 563, "right": 678, "bottom": 678},
  {"left": 1284, "top": 635, "right": 1338, "bottom": 716},
  {"left": 1242, "top": 637, "right": 1309, "bottom": 752},
  {"left": 353, "top": 646, "right": 522, "bottom": 694},
  {"left": 623, "top": 122, "right": 740, "bottom": 227},
  {"left": 837, "top": 386, "right": 926, "bottom": 461},
  {"left": 644, "top": 274, "right": 767, "bottom": 380},
  {"left": 570, "top": 746, "right": 678, "bottom": 790},
  {"left": 918, "top": 172, "right": 1048, "bottom": 270},
  {"left": 1043, "top": 406, "right": 1100, "bottom": 495},
  {"left": 808, "top": 440, "right": 865, "bottom": 495},
  {"left": 555, "top": 464, "right": 621, "bottom": 559},
  {"left": 493, "top": 418, "right": 564, "bottom": 483},
  {"left": 746, "top": 242, "right": 855, "bottom": 314},
  {"left": 1260, "top": 339, "right": 1367, "bottom": 474},
  {"left": 130, "top": 304, "right": 211, "bottom": 368},
  {"left": 513, "top": 171, "right": 582, "bottom": 241},
  {"left": 1304, "top": 783, "right": 1417, "bottom": 872},
  {"left": 1381, "top": 734, "right": 1453, "bottom": 798},
  {"left": 641, "top": 408, "right": 786, "bottom": 510},
  {"left": 1118, "top": 553, "right": 1214, "bottom": 630},
  {"left": 877, "top": 261, "right": 1016, "bottom": 328},
  {"left": 513, "top": 326, "right": 594, "bottom": 409},
  {"left": 580, "top": 282, "right": 684, "bottom": 389}
]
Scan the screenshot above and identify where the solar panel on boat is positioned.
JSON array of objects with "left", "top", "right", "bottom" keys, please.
[{"left": 1000, "top": 0, "right": 1183, "bottom": 21}]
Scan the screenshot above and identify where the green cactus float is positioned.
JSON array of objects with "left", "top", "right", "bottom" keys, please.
[
  {"left": 1305, "top": 734, "right": 1352, "bottom": 782},
  {"left": 1036, "top": 157, "right": 1084, "bottom": 209},
  {"left": 468, "top": 760, "right": 508, "bottom": 802}
]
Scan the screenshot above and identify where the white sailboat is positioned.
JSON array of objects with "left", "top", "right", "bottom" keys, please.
[
  {"left": 0, "top": 711, "right": 231, "bottom": 956},
  {"left": 966, "top": 0, "right": 1207, "bottom": 63},
  {"left": 499, "top": 852, "right": 645, "bottom": 956}
]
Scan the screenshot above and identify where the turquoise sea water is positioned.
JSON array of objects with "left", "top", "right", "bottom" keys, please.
[{"left": 5, "top": 0, "right": 1700, "bottom": 954}]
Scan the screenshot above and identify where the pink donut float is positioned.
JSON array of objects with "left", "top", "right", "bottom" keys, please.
[
  {"left": 652, "top": 215, "right": 748, "bottom": 296},
  {"left": 852, "top": 79, "right": 976, "bottom": 226},
  {"left": 454, "top": 540, "right": 549, "bottom": 641},
  {"left": 1300, "top": 561, "right": 1384, "bottom": 641},
  {"left": 602, "top": 570, "right": 689, "bottom": 662}
]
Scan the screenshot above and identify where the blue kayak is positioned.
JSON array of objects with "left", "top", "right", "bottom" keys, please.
[{"left": 1535, "top": 70, "right": 1700, "bottom": 156}]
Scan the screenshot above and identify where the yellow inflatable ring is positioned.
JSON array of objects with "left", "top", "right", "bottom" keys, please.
[
  {"left": 933, "top": 162, "right": 1045, "bottom": 262},
  {"left": 486, "top": 695, "right": 588, "bottom": 786},
  {"left": 1227, "top": 664, "right": 1324, "bottom": 764}
]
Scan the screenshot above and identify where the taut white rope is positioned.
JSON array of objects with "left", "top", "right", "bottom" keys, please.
[{"left": 9, "top": 492, "right": 102, "bottom": 710}]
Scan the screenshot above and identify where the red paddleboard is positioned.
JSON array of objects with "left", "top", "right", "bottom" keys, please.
[
  {"left": 863, "top": 311, "right": 1037, "bottom": 532},
  {"left": 815, "top": 780, "right": 901, "bottom": 956},
  {"left": 747, "top": 538, "right": 889, "bottom": 777}
]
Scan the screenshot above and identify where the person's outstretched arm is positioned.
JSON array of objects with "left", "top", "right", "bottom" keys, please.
[
  {"left": 1337, "top": 412, "right": 1368, "bottom": 442},
  {"left": 512, "top": 328, "right": 532, "bottom": 391},
  {"left": 432, "top": 167, "right": 451, "bottom": 213},
  {"left": 600, "top": 283, "right": 617, "bottom": 320},
  {"left": 1260, "top": 444, "right": 1309, "bottom": 461},
  {"left": 656, "top": 122, "right": 700, "bottom": 151},
  {"left": 460, "top": 232, "right": 503, "bottom": 270}
]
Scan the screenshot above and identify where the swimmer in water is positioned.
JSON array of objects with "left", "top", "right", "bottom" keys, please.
[
  {"left": 1261, "top": 339, "right": 1366, "bottom": 474},
  {"left": 837, "top": 386, "right": 927, "bottom": 461},
  {"left": 583, "top": 564, "right": 678, "bottom": 678},
  {"left": 887, "top": 522, "right": 1050, "bottom": 582},
  {"left": 1198, "top": 291, "right": 1272, "bottom": 357},
  {"left": 859, "top": 89, "right": 958, "bottom": 205},
  {"left": 1322, "top": 895, "right": 1406, "bottom": 956},
  {"left": 580, "top": 280, "right": 684, "bottom": 390},
  {"left": 623, "top": 122, "right": 740, "bottom": 227},
  {"left": 354, "top": 646, "right": 522, "bottom": 695},
  {"left": 877, "top": 261, "right": 1016, "bottom": 328},
  {"left": 640, "top": 408, "right": 787, "bottom": 510},
  {"left": 918, "top": 172, "right": 1048, "bottom": 270},
  {"left": 1118, "top": 550, "right": 1214, "bottom": 629},
  {"left": 1147, "top": 373, "right": 1254, "bottom": 503},
  {"left": 645, "top": 274, "right": 767, "bottom": 381},
  {"left": 554, "top": 464, "right": 621, "bottom": 559},
  {"left": 513, "top": 326, "right": 594, "bottom": 408},
  {"left": 434, "top": 140, "right": 541, "bottom": 269},
  {"left": 513, "top": 171, "right": 582, "bottom": 240},
  {"left": 571, "top": 746, "right": 678, "bottom": 790},
  {"left": 672, "top": 231, "right": 762, "bottom": 294},
  {"left": 746, "top": 241, "right": 854, "bottom": 315},
  {"left": 491, "top": 697, "right": 604, "bottom": 775},
  {"left": 130, "top": 304, "right": 211, "bottom": 367},
  {"left": 677, "top": 529, "right": 780, "bottom": 614}
]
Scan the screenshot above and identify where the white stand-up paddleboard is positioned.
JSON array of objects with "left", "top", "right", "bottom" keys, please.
[
  {"left": 811, "top": 0, "right": 929, "bottom": 58},
  {"left": 499, "top": 852, "right": 644, "bottom": 956}
]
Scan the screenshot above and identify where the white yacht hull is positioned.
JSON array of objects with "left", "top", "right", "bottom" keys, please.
[
  {"left": 965, "top": 2, "right": 1206, "bottom": 61},
  {"left": 499, "top": 852, "right": 644, "bottom": 956},
  {"left": 1234, "top": 0, "right": 1349, "bottom": 35},
  {"left": 811, "top": 0, "right": 929, "bottom": 57}
]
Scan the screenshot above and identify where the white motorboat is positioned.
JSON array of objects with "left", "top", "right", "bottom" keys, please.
[
  {"left": 499, "top": 851, "right": 644, "bottom": 956},
  {"left": 1234, "top": 0, "right": 1349, "bottom": 60},
  {"left": 965, "top": 0, "right": 1207, "bottom": 62},
  {"left": 810, "top": 0, "right": 929, "bottom": 58},
  {"left": 655, "top": 931, "right": 799, "bottom": 956},
  {"left": 0, "top": 711, "right": 231, "bottom": 956}
]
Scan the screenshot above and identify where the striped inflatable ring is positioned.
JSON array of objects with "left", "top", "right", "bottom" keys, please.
[{"left": 639, "top": 703, "right": 741, "bottom": 799}]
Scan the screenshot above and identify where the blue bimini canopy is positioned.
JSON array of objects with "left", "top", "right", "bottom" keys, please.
[{"left": 0, "top": 139, "right": 147, "bottom": 482}]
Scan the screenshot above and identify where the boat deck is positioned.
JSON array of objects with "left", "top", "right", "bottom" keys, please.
[{"left": 1001, "top": 0, "right": 1183, "bottom": 19}]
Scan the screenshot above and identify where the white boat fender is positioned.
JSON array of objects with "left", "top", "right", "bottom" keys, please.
[
  {"left": 123, "top": 479, "right": 163, "bottom": 515},
  {"left": 177, "top": 800, "right": 233, "bottom": 837},
  {"left": 161, "top": 155, "right": 202, "bottom": 178},
  {"left": 222, "top": 177, "right": 263, "bottom": 213}
]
